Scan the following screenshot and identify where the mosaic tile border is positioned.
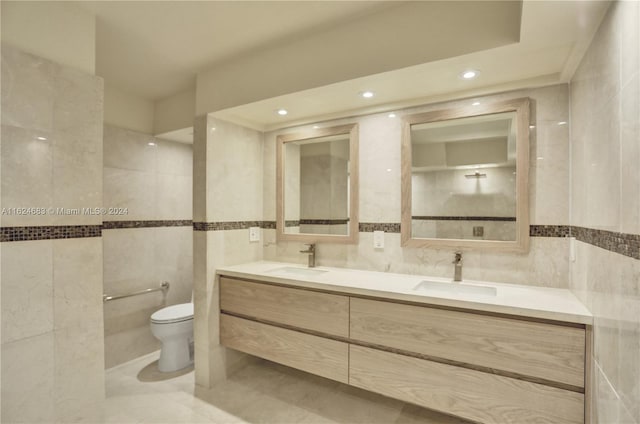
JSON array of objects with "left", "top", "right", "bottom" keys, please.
[
  {"left": 300, "top": 219, "right": 349, "bottom": 225},
  {"left": 103, "top": 220, "right": 192, "bottom": 229},
  {"left": 359, "top": 223, "right": 402, "bottom": 233},
  {"left": 413, "top": 216, "right": 516, "bottom": 222},
  {"left": 0, "top": 225, "right": 102, "bottom": 242},
  {"left": 193, "top": 221, "right": 268, "bottom": 231},
  {"left": 572, "top": 226, "right": 640, "bottom": 260},
  {"left": 189, "top": 221, "right": 639, "bottom": 260}
]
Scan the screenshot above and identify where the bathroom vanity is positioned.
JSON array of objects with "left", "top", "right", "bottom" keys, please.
[{"left": 216, "top": 262, "right": 592, "bottom": 424}]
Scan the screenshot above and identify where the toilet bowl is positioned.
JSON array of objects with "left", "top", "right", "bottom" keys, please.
[{"left": 150, "top": 303, "right": 194, "bottom": 372}]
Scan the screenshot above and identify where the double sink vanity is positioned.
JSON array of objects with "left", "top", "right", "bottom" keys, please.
[
  {"left": 215, "top": 97, "right": 592, "bottom": 423},
  {"left": 217, "top": 261, "right": 592, "bottom": 424}
]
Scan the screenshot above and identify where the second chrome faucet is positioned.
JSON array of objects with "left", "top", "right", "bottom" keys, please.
[
  {"left": 300, "top": 243, "right": 316, "bottom": 268},
  {"left": 452, "top": 251, "right": 463, "bottom": 282}
]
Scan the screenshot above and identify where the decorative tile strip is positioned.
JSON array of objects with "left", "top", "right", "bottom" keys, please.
[
  {"left": 0, "top": 225, "right": 102, "bottom": 242},
  {"left": 359, "top": 222, "right": 401, "bottom": 233},
  {"left": 412, "top": 216, "right": 516, "bottom": 222},
  {"left": 572, "top": 226, "right": 640, "bottom": 260},
  {"left": 299, "top": 219, "right": 350, "bottom": 225},
  {"left": 530, "top": 225, "right": 571, "bottom": 238},
  {"left": 261, "top": 221, "right": 276, "bottom": 229},
  {"left": 103, "top": 220, "right": 192, "bottom": 229},
  {"left": 284, "top": 220, "right": 300, "bottom": 227},
  {"left": 193, "top": 221, "right": 266, "bottom": 231}
]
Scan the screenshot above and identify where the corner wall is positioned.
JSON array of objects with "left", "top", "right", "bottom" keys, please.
[
  {"left": 569, "top": 1, "right": 640, "bottom": 422},
  {"left": 102, "top": 125, "right": 193, "bottom": 368},
  {"left": 1, "top": 45, "right": 105, "bottom": 423},
  {"left": 192, "top": 116, "right": 264, "bottom": 388}
]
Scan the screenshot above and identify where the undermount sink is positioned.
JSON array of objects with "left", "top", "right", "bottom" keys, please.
[
  {"left": 267, "top": 266, "right": 329, "bottom": 277},
  {"left": 413, "top": 280, "right": 497, "bottom": 297}
]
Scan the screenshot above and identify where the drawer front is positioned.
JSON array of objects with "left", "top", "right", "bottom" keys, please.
[
  {"left": 220, "top": 277, "right": 349, "bottom": 337},
  {"left": 350, "top": 298, "right": 585, "bottom": 388},
  {"left": 220, "top": 314, "right": 349, "bottom": 383},
  {"left": 350, "top": 345, "right": 584, "bottom": 424}
]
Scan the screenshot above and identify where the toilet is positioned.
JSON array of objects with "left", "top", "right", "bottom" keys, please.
[{"left": 150, "top": 302, "right": 194, "bottom": 372}]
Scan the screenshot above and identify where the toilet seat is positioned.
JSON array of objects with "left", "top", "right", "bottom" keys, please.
[{"left": 151, "top": 303, "right": 193, "bottom": 324}]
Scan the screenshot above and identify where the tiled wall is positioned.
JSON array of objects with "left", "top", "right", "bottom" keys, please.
[
  {"left": 192, "top": 115, "right": 264, "bottom": 388},
  {"left": 263, "top": 84, "right": 572, "bottom": 288},
  {"left": 569, "top": 1, "right": 640, "bottom": 423},
  {"left": 0, "top": 45, "right": 105, "bottom": 422},
  {"left": 102, "top": 124, "right": 193, "bottom": 368}
]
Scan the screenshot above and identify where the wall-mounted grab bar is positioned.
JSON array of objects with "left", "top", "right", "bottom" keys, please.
[{"left": 103, "top": 281, "right": 170, "bottom": 302}]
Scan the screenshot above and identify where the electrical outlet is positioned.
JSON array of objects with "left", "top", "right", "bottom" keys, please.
[
  {"left": 373, "top": 231, "right": 384, "bottom": 249},
  {"left": 249, "top": 226, "right": 260, "bottom": 242}
]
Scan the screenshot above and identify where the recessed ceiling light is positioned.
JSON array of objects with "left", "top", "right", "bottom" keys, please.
[
  {"left": 529, "top": 125, "right": 536, "bottom": 129},
  {"left": 361, "top": 91, "right": 374, "bottom": 98},
  {"left": 277, "top": 109, "right": 288, "bottom": 116},
  {"left": 148, "top": 142, "right": 157, "bottom": 146},
  {"left": 558, "top": 121, "right": 567, "bottom": 125},
  {"left": 386, "top": 168, "right": 392, "bottom": 172},
  {"left": 461, "top": 70, "right": 479, "bottom": 79},
  {"left": 312, "top": 125, "right": 319, "bottom": 129},
  {"left": 388, "top": 113, "right": 396, "bottom": 118},
  {"left": 36, "top": 136, "right": 47, "bottom": 141},
  {"left": 537, "top": 157, "right": 544, "bottom": 160},
  {"left": 472, "top": 101, "right": 481, "bottom": 106}
]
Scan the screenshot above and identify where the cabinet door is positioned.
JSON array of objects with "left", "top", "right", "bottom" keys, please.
[
  {"left": 350, "top": 298, "right": 585, "bottom": 388},
  {"left": 350, "top": 345, "right": 584, "bottom": 424},
  {"left": 221, "top": 314, "right": 349, "bottom": 383},
  {"left": 220, "top": 277, "right": 349, "bottom": 337}
]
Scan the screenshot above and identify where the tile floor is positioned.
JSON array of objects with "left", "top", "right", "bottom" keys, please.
[{"left": 105, "top": 351, "right": 471, "bottom": 423}]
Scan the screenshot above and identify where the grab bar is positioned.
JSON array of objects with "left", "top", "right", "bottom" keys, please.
[{"left": 103, "top": 281, "right": 170, "bottom": 302}]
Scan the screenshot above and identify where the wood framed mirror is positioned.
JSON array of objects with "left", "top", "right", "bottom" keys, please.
[
  {"left": 276, "top": 123, "right": 359, "bottom": 244},
  {"left": 401, "top": 98, "right": 530, "bottom": 252}
]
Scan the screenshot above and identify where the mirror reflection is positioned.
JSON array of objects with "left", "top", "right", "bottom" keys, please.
[
  {"left": 277, "top": 123, "right": 358, "bottom": 244},
  {"left": 284, "top": 135, "right": 351, "bottom": 235},
  {"left": 410, "top": 111, "right": 518, "bottom": 241}
]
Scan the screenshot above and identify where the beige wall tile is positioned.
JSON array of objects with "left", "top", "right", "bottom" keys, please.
[
  {"left": 104, "top": 167, "right": 156, "bottom": 220},
  {"left": 1, "top": 333, "right": 55, "bottom": 423},
  {"left": 0, "top": 44, "right": 54, "bottom": 131},
  {"left": 53, "top": 237, "right": 103, "bottom": 331},
  {"left": 0, "top": 125, "right": 53, "bottom": 226},
  {"left": 103, "top": 124, "right": 157, "bottom": 172},
  {"left": 54, "top": 325, "right": 105, "bottom": 423},
  {"left": 1, "top": 240, "right": 54, "bottom": 344}
]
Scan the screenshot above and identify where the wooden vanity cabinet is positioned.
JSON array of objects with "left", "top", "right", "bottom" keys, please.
[{"left": 219, "top": 276, "right": 590, "bottom": 424}]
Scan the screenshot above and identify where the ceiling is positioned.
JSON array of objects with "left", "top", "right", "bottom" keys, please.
[
  {"left": 80, "top": 1, "right": 398, "bottom": 101},
  {"left": 78, "top": 0, "right": 610, "bottom": 139}
]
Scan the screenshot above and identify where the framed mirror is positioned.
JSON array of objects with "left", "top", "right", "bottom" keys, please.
[
  {"left": 276, "top": 123, "right": 359, "bottom": 244},
  {"left": 401, "top": 98, "right": 530, "bottom": 252}
]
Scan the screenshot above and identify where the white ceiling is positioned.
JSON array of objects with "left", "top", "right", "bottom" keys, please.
[
  {"left": 214, "top": 0, "right": 611, "bottom": 131},
  {"left": 79, "top": 0, "right": 610, "bottom": 139},
  {"left": 80, "top": 1, "right": 397, "bottom": 100}
]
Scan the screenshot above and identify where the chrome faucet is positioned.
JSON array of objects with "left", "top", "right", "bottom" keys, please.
[
  {"left": 300, "top": 243, "right": 316, "bottom": 268},
  {"left": 452, "top": 251, "right": 463, "bottom": 282}
]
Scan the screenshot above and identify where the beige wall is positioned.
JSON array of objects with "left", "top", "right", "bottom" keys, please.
[
  {"left": 102, "top": 125, "right": 193, "bottom": 368},
  {"left": 1, "top": 45, "right": 105, "bottom": 423},
  {"left": 569, "top": 1, "right": 640, "bottom": 423},
  {"left": 154, "top": 88, "right": 196, "bottom": 135},
  {"left": 104, "top": 84, "right": 155, "bottom": 135},
  {"left": 193, "top": 116, "right": 264, "bottom": 388},
  {"left": 264, "top": 84, "right": 571, "bottom": 288},
  {"left": 0, "top": 1, "right": 96, "bottom": 75}
]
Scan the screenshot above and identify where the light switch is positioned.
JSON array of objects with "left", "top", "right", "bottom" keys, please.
[
  {"left": 249, "top": 226, "right": 260, "bottom": 242},
  {"left": 373, "top": 231, "right": 384, "bottom": 249}
]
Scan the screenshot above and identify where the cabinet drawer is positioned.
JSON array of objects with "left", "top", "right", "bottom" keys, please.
[
  {"left": 350, "top": 345, "right": 584, "bottom": 424},
  {"left": 220, "top": 314, "right": 348, "bottom": 383},
  {"left": 350, "top": 298, "right": 585, "bottom": 388},
  {"left": 220, "top": 277, "right": 349, "bottom": 337}
]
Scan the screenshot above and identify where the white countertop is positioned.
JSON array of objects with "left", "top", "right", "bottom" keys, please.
[{"left": 216, "top": 261, "right": 592, "bottom": 325}]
